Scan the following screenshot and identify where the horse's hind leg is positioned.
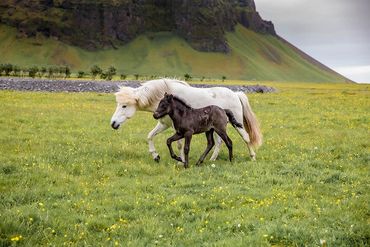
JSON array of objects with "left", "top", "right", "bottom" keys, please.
[
  {"left": 215, "top": 129, "right": 233, "bottom": 162},
  {"left": 196, "top": 129, "right": 215, "bottom": 166},
  {"left": 235, "top": 127, "right": 256, "bottom": 161},
  {"left": 183, "top": 132, "right": 193, "bottom": 169},
  {"left": 209, "top": 133, "right": 223, "bottom": 161}
]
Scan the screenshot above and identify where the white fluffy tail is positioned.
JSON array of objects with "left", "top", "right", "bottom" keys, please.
[{"left": 236, "top": 92, "right": 262, "bottom": 148}]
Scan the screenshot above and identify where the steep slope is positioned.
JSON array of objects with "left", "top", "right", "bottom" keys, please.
[
  {"left": 0, "top": 24, "right": 349, "bottom": 82},
  {"left": 0, "top": 0, "right": 275, "bottom": 52}
]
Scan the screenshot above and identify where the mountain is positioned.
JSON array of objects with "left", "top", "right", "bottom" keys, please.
[{"left": 0, "top": 0, "right": 350, "bottom": 82}]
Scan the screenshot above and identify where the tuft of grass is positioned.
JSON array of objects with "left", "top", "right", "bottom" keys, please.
[
  {"left": 0, "top": 82, "right": 369, "bottom": 246},
  {"left": 0, "top": 24, "right": 347, "bottom": 82}
]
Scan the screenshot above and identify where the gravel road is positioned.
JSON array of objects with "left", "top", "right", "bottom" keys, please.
[{"left": 0, "top": 77, "right": 276, "bottom": 93}]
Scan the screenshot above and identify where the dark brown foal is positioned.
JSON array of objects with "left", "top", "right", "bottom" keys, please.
[{"left": 153, "top": 93, "right": 242, "bottom": 168}]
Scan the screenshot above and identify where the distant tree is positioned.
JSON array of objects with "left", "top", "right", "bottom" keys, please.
[
  {"left": 100, "top": 72, "right": 107, "bottom": 80},
  {"left": 58, "top": 66, "right": 65, "bottom": 77},
  {"left": 106, "top": 66, "right": 116, "bottom": 81},
  {"left": 13, "top": 66, "right": 21, "bottom": 77},
  {"left": 222, "top": 76, "right": 226, "bottom": 82},
  {"left": 40, "top": 67, "right": 47, "bottom": 77},
  {"left": 134, "top": 74, "right": 140, "bottom": 80},
  {"left": 77, "top": 71, "right": 85, "bottom": 78},
  {"left": 4, "top": 63, "right": 13, "bottom": 76},
  {"left": 184, "top": 73, "right": 192, "bottom": 81},
  {"left": 120, "top": 74, "right": 127, "bottom": 80},
  {"left": 200, "top": 76, "right": 205, "bottom": 82},
  {"left": 53, "top": 67, "right": 60, "bottom": 78},
  {"left": 47, "top": 67, "right": 54, "bottom": 78},
  {"left": 64, "top": 66, "right": 71, "bottom": 78},
  {"left": 28, "top": 66, "right": 39, "bottom": 78},
  {"left": 91, "top": 65, "right": 102, "bottom": 79}
]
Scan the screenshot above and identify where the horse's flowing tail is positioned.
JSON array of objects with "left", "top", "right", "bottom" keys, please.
[
  {"left": 236, "top": 92, "right": 262, "bottom": 148},
  {"left": 224, "top": 109, "right": 243, "bottom": 128}
]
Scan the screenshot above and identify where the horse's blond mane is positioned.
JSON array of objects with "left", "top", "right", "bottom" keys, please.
[{"left": 116, "top": 78, "right": 190, "bottom": 109}]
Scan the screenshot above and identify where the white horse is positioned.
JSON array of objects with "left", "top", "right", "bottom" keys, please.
[{"left": 110, "top": 79, "right": 262, "bottom": 162}]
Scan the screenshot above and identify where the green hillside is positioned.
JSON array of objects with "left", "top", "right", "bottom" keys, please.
[{"left": 0, "top": 24, "right": 347, "bottom": 82}]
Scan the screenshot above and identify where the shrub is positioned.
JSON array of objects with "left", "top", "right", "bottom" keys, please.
[
  {"left": 64, "top": 66, "right": 71, "bottom": 78},
  {"left": 222, "top": 76, "right": 226, "bottom": 82},
  {"left": 120, "top": 74, "right": 127, "bottom": 80},
  {"left": 91, "top": 65, "right": 102, "bottom": 79},
  {"left": 184, "top": 73, "right": 192, "bottom": 81},
  {"left": 134, "top": 74, "right": 140, "bottom": 80},
  {"left": 77, "top": 71, "right": 85, "bottom": 78},
  {"left": 13, "top": 66, "right": 21, "bottom": 77},
  {"left": 4, "top": 63, "right": 13, "bottom": 76},
  {"left": 106, "top": 66, "right": 116, "bottom": 81},
  {"left": 47, "top": 67, "right": 54, "bottom": 78},
  {"left": 28, "top": 66, "right": 39, "bottom": 78},
  {"left": 41, "top": 67, "right": 47, "bottom": 77}
]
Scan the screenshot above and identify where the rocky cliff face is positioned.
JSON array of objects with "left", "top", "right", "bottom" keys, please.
[{"left": 0, "top": 0, "right": 276, "bottom": 52}]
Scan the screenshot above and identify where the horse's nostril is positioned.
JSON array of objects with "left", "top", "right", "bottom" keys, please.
[{"left": 111, "top": 121, "right": 118, "bottom": 129}]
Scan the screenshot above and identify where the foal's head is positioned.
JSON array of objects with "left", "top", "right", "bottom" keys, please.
[{"left": 153, "top": 93, "right": 173, "bottom": 119}]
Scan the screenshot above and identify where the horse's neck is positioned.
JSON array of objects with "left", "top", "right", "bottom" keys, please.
[{"left": 169, "top": 102, "right": 190, "bottom": 120}]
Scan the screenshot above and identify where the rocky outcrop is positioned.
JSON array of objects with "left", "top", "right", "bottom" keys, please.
[{"left": 0, "top": 0, "right": 276, "bottom": 52}]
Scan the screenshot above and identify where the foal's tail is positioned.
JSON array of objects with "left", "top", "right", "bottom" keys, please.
[
  {"left": 224, "top": 109, "right": 243, "bottom": 129},
  {"left": 236, "top": 92, "right": 262, "bottom": 148}
]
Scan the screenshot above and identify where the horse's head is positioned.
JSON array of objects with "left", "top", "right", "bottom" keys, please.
[
  {"left": 153, "top": 93, "right": 173, "bottom": 119},
  {"left": 111, "top": 87, "right": 138, "bottom": 130}
]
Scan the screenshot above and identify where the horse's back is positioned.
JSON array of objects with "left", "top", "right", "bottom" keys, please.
[{"left": 171, "top": 84, "right": 240, "bottom": 110}]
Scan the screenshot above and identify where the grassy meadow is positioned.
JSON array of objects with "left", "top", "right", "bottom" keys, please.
[
  {"left": 0, "top": 82, "right": 369, "bottom": 246},
  {"left": 0, "top": 24, "right": 346, "bottom": 82}
]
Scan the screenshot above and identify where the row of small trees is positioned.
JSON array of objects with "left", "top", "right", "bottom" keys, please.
[
  {"left": 0, "top": 63, "right": 71, "bottom": 78},
  {"left": 0, "top": 63, "right": 227, "bottom": 81}
]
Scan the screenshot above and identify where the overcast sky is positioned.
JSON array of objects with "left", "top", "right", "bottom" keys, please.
[{"left": 255, "top": 0, "right": 370, "bottom": 83}]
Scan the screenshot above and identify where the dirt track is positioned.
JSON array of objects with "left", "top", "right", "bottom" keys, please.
[{"left": 0, "top": 77, "right": 276, "bottom": 93}]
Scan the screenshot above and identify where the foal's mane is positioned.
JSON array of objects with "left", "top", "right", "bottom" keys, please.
[{"left": 172, "top": 95, "right": 192, "bottom": 109}]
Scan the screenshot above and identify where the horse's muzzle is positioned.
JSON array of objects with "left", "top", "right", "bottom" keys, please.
[
  {"left": 111, "top": 121, "right": 120, "bottom": 130},
  {"left": 153, "top": 112, "right": 160, "bottom": 119}
]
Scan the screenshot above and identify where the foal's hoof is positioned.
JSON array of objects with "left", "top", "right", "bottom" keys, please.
[
  {"left": 154, "top": 155, "right": 161, "bottom": 163},
  {"left": 250, "top": 155, "right": 256, "bottom": 161}
]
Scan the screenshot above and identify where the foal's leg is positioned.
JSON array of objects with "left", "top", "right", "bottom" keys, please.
[
  {"left": 196, "top": 129, "right": 215, "bottom": 166},
  {"left": 209, "top": 134, "right": 223, "bottom": 161},
  {"left": 235, "top": 127, "right": 256, "bottom": 161},
  {"left": 147, "top": 122, "right": 170, "bottom": 162},
  {"left": 167, "top": 133, "right": 184, "bottom": 162},
  {"left": 183, "top": 132, "right": 193, "bottom": 169},
  {"left": 215, "top": 129, "right": 233, "bottom": 162}
]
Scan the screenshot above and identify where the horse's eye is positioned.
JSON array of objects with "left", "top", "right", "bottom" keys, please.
[{"left": 122, "top": 105, "right": 127, "bottom": 109}]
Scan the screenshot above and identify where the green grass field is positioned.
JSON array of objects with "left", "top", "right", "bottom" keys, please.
[
  {"left": 0, "top": 24, "right": 347, "bottom": 82},
  {"left": 0, "top": 82, "right": 369, "bottom": 246}
]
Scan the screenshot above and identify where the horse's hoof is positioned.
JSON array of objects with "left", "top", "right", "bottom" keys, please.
[
  {"left": 250, "top": 156, "right": 256, "bottom": 161},
  {"left": 154, "top": 155, "right": 160, "bottom": 162}
]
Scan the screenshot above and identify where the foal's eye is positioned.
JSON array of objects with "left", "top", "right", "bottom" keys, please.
[{"left": 122, "top": 105, "right": 127, "bottom": 109}]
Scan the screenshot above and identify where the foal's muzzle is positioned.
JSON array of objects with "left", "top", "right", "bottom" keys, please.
[
  {"left": 153, "top": 112, "right": 161, "bottom": 119},
  {"left": 111, "top": 121, "right": 120, "bottom": 130}
]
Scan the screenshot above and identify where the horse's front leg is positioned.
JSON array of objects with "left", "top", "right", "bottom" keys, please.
[
  {"left": 147, "top": 122, "right": 170, "bottom": 162},
  {"left": 177, "top": 139, "right": 185, "bottom": 162},
  {"left": 209, "top": 133, "right": 223, "bottom": 161},
  {"left": 167, "top": 133, "right": 184, "bottom": 162}
]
